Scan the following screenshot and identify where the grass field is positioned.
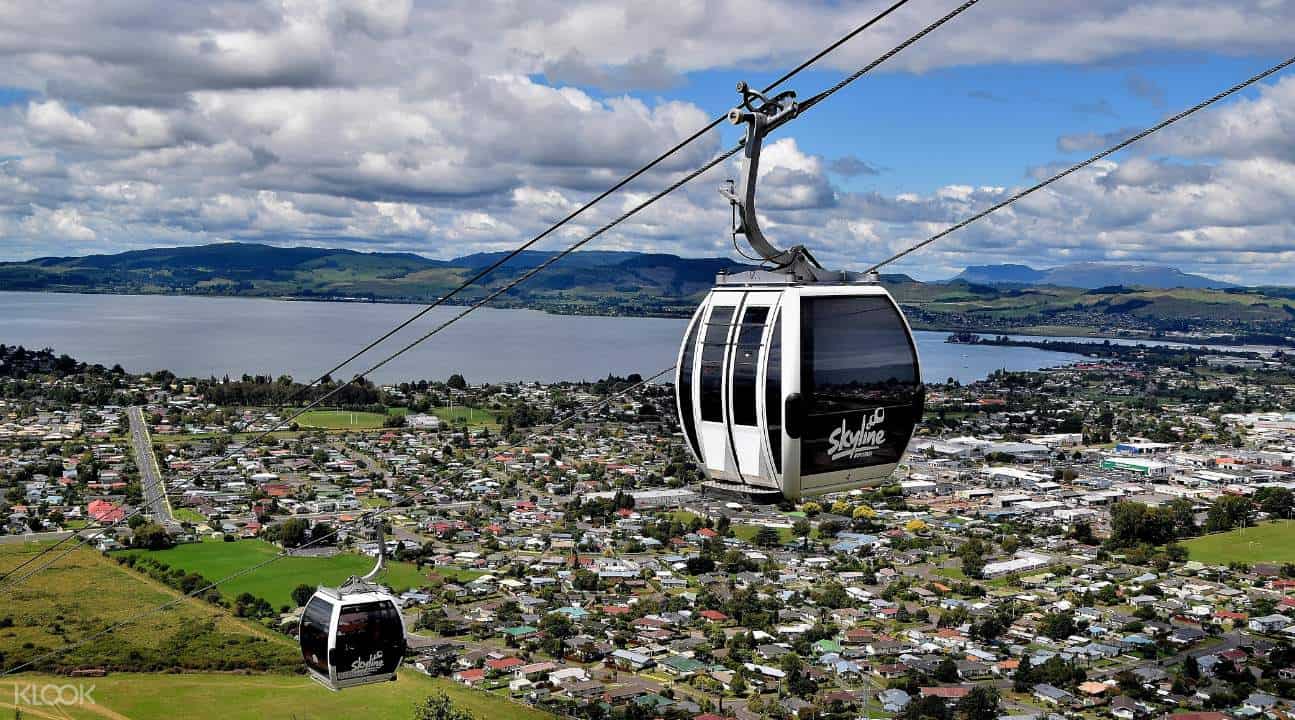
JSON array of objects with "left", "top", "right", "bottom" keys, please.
[
  {"left": 0, "top": 542, "right": 299, "bottom": 674},
  {"left": 118, "top": 539, "right": 431, "bottom": 608},
  {"left": 1184, "top": 521, "right": 1295, "bottom": 564},
  {"left": 0, "top": 671, "right": 554, "bottom": 720},
  {"left": 430, "top": 406, "right": 500, "bottom": 430},
  {"left": 294, "top": 409, "right": 391, "bottom": 429},
  {"left": 172, "top": 508, "right": 206, "bottom": 525}
]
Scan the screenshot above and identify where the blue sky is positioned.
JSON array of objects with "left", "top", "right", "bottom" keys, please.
[
  {"left": 608, "top": 53, "right": 1281, "bottom": 195},
  {"left": 0, "top": 1, "right": 1293, "bottom": 284}
]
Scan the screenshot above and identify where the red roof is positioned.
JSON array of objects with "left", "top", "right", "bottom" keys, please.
[
  {"left": 87, "top": 499, "right": 124, "bottom": 522},
  {"left": 700, "top": 610, "right": 729, "bottom": 622},
  {"left": 1170, "top": 713, "right": 1228, "bottom": 720},
  {"left": 455, "top": 668, "right": 486, "bottom": 681},
  {"left": 921, "top": 686, "right": 971, "bottom": 699},
  {"left": 486, "top": 657, "right": 523, "bottom": 671},
  {"left": 698, "top": 528, "right": 718, "bottom": 538}
]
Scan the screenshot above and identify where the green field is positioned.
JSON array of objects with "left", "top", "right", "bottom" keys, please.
[
  {"left": 118, "top": 539, "right": 431, "bottom": 608},
  {"left": 0, "top": 542, "right": 299, "bottom": 674},
  {"left": 431, "top": 406, "right": 500, "bottom": 429},
  {"left": 1184, "top": 521, "right": 1295, "bottom": 564},
  {"left": 173, "top": 507, "right": 207, "bottom": 525},
  {"left": 732, "top": 524, "right": 795, "bottom": 544},
  {"left": 295, "top": 409, "right": 391, "bottom": 429},
  {"left": 0, "top": 671, "right": 553, "bottom": 720}
]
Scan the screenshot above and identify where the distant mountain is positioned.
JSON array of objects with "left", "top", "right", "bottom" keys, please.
[
  {"left": 5, "top": 243, "right": 1290, "bottom": 338},
  {"left": 954, "top": 264, "right": 1046, "bottom": 285},
  {"left": 0, "top": 242, "right": 759, "bottom": 317},
  {"left": 951, "top": 262, "right": 1236, "bottom": 290}
]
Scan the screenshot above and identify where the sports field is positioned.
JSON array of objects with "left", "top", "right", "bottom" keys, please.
[
  {"left": 118, "top": 539, "right": 431, "bottom": 608},
  {"left": 1183, "top": 521, "right": 1295, "bottom": 564},
  {"left": 294, "top": 409, "right": 391, "bottom": 429},
  {"left": 431, "top": 405, "right": 500, "bottom": 429},
  {"left": 0, "top": 671, "right": 553, "bottom": 720}
]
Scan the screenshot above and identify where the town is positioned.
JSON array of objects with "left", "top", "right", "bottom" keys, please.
[{"left": 3, "top": 341, "right": 1295, "bottom": 720}]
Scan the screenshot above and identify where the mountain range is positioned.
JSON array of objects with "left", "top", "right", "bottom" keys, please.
[
  {"left": 952, "top": 262, "right": 1236, "bottom": 290},
  {"left": 1, "top": 242, "right": 1292, "bottom": 340}
]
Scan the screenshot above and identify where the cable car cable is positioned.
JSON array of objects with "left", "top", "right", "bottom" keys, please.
[
  {"left": 863, "top": 53, "right": 1295, "bottom": 274},
  {"left": 0, "top": 365, "right": 674, "bottom": 676},
  {"left": 0, "top": 0, "right": 921, "bottom": 591}
]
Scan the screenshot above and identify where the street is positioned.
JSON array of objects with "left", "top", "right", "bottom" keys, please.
[{"left": 127, "top": 406, "right": 177, "bottom": 529}]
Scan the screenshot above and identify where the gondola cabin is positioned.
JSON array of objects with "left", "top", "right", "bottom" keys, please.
[
  {"left": 676, "top": 282, "right": 923, "bottom": 501},
  {"left": 300, "top": 586, "right": 406, "bottom": 690}
]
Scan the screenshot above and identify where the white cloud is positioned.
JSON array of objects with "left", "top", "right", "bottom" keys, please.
[{"left": 0, "top": 0, "right": 1293, "bottom": 285}]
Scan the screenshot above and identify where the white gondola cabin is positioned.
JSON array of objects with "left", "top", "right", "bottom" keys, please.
[
  {"left": 674, "top": 81, "right": 925, "bottom": 501},
  {"left": 676, "top": 281, "right": 922, "bottom": 500}
]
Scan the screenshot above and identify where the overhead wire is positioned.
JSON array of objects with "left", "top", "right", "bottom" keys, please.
[
  {"left": 0, "top": 0, "right": 918, "bottom": 593},
  {"left": 0, "top": 366, "right": 674, "bottom": 676}
]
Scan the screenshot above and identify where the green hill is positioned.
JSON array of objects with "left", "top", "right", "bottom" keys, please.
[{"left": 2, "top": 242, "right": 1293, "bottom": 339}]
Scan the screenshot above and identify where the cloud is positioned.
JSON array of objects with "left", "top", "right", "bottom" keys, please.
[
  {"left": 1072, "top": 98, "right": 1117, "bottom": 118},
  {"left": 0, "top": 0, "right": 1294, "bottom": 285},
  {"left": 1056, "top": 126, "right": 1142, "bottom": 153},
  {"left": 542, "top": 49, "right": 682, "bottom": 92},
  {"left": 1126, "top": 71, "right": 1167, "bottom": 109},
  {"left": 967, "top": 89, "right": 1008, "bottom": 103},
  {"left": 829, "top": 155, "right": 882, "bottom": 177}
]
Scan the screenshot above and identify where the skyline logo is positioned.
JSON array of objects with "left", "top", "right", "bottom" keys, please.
[
  {"left": 826, "top": 408, "right": 887, "bottom": 462},
  {"left": 338, "top": 651, "right": 386, "bottom": 679}
]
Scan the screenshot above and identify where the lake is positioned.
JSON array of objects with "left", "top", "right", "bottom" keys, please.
[{"left": 0, "top": 292, "right": 1084, "bottom": 385}]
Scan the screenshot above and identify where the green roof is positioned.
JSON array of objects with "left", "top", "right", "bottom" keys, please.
[
  {"left": 662, "top": 655, "right": 707, "bottom": 673},
  {"left": 501, "top": 625, "right": 538, "bottom": 637},
  {"left": 814, "top": 639, "right": 842, "bottom": 653}
]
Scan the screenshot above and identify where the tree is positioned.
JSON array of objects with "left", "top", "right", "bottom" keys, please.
[
  {"left": 131, "top": 522, "right": 174, "bottom": 550},
  {"left": 1205, "top": 495, "right": 1253, "bottom": 533},
  {"left": 269, "top": 518, "right": 309, "bottom": 548},
  {"left": 901, "top": 695, "right": 951, "bottom": 720},
  {"left": 792, "top": 519, "right": 812, "bottom": 547},
  {"left": 1013, "top": 655, "right": 1034, "bottom": 692},
  {"left": 1069, "top": 521, "right": 1096, "bottom": 545},
  {"left": 1109, "top": 501, "right": 1176, "bottom": 547},
  {"left": 1257, "top": 487, "right": 1295, "bottom": 519},
  {"left": 1040, "top": 611, "right": 1077, "bottom": 640},
  {"left": 957, "top": 686, "right": 1000, "bottom": 720},
  {"left": 730, "top": 671, "right": 748, "bottom": 696},
  {"left": 934, "top": 656, "right": 959, "bottom": 683},
  {"left": 292, "top": 583, "right": 315, "bottom": 607},
  {"left": 753, "top": 526, "right": 782, "bottom": 548},
  {"left": 446, "top": 374, "right": 467, "bottom": 390},
  {"left": 413, "top": 691, "right": 475, "bottom": 720}
]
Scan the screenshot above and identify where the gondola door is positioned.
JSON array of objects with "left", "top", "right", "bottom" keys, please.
[
  {"left": 693, "top": 294, "right": 741, "bottom": 483},
  {"left": 727, "top": 292, "right": 780, "bottom": 486}
]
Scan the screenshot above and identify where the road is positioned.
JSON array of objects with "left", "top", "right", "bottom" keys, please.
[{"left": 127, "top": 406, "right": 177, "bottom": 529}]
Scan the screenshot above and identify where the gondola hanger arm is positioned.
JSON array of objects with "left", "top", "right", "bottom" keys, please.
[{"left": 720, "top": 82, "right": 837, "bottom": 283}]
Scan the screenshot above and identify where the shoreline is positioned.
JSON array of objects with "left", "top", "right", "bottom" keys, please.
[{"left": 1, "top": 287, "right": 1242, "bottom": 346}]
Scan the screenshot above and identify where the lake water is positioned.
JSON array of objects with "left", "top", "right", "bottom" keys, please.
[{"left": 0, "top": 292, "right": 1084, "bottom": 385}]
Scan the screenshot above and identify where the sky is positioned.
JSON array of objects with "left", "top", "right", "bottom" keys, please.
[{"left": 0, "top": 1, "right": 1293, "bottom": 284}]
